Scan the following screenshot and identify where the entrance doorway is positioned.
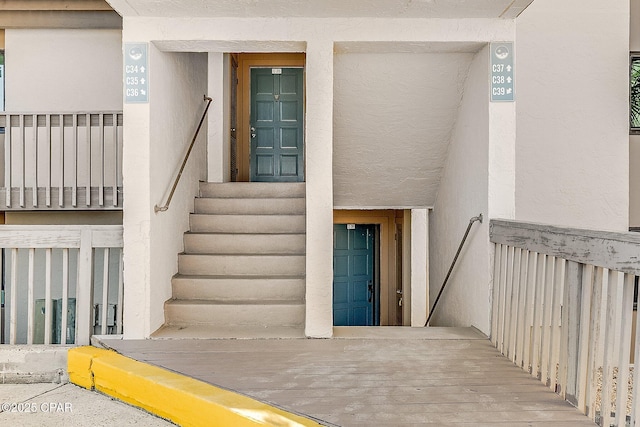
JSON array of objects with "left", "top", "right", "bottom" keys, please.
[
  {"left": 333, "top": 210, "right": 406, "bottom": 326},
  {"left": 250, "top": 68, "right": 304, "bottom": 182},
  {"left": 333, "top": 224, "right": 379, "bottom": 326},
  {"left": 233, "top": 53, "right": 305, "bottom": 182}
]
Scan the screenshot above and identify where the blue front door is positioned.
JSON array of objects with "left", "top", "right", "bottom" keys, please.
[
  {"left": 333, "top": 224, "right": 376, "bottom": 326},
  {"left": 250, "top": 67, "right": 304, "bottom": 182}
]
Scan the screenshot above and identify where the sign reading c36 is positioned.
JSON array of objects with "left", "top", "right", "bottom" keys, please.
[{"left": 124, "top": 43, "right": 148, "bottom": 103}]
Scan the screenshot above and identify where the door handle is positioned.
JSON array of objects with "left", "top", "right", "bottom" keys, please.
[{"left": 368, "top": 281, "right": 374, "bottom": 303}]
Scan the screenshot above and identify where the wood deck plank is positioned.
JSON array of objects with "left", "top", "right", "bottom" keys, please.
[{"left": 101, "top": 327, "right": 594, "bottom": 426}]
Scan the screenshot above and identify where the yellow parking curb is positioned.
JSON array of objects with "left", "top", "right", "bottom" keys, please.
[{"left": 68, "top": 346, "right": 324, "bottom": 427}]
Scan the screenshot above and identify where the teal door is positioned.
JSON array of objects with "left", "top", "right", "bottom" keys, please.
[
  {"left": 250, "top": 68, "right": 304, "bottom": 182},
  {"left": 333, "top": 224, "right": 376, "bottom": 326}
]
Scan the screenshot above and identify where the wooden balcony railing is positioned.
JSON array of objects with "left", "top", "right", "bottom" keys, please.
[
  {"left": 0, "top": 112, "right": 123, "bottom": 210},
  {"left": 490, "top": 219, "right": 640, "bottom": 426},
  {"left": 0, "top": 225, "right": 124, "bottom": 346}
]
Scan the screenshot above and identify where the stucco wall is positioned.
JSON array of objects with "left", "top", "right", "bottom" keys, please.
[
  {"left": 632, "top": 0, "right": 640, "bottom": 51},
  {"left": 632, "top": 136, "right": 640, "bottom": 228},
  {"left": 148, "top": 50, "right": 208, "bottom": 336},
  {"left": 429, "top": 46, "right": 491, "bottom": 333},
  {"left": 4, "top": 29, "right": 122, "bottom": 111},
  {"left": 515, "top": 0, "right": 629, "bottom": 231},
  {"left": 123, "top": 46, "right": 207, "bottom": 338},
  {"left": 333, "top": 52, "right": 475, "bottom": 208}
]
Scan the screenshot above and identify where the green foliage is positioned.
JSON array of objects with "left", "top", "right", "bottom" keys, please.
[{"left": 632, "top": 57, "right": 640, "bottom": 129}]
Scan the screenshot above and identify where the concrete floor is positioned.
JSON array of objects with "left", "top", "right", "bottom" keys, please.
[
  {"left": 100, "top": 327, "right": 597, "bottom": 426},
  {"left": 0, "top": 383, "right": 175, "bottom": 426}
]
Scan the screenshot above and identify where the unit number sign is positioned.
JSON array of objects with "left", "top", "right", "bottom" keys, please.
[
  {"left": 124, "top": 43, "right": 149, "bottom": 104},
  {"left": 490, "top": 42, "right": 515, "bottom": 102}
]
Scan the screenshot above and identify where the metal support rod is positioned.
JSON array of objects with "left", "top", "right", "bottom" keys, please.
[
  {"left": 154, "top": 95, "right": 213, "bottom": 213},
  {"left": 425, "top": 213, "right": 483, "bottom": 326}
]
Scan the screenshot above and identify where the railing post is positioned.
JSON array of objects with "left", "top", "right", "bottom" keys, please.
[
  {"left": 32, "top": 114, "right": 38, "bottom": 207},
  {"left": 59, "top": 114, "right": 65, "bottom": 207},
  {"left": 531, "top": 252, "right": 547, "bottom": 379},
  {"left": 45, "top": 114, "right": 51, "bottom": 207},
  {"left": 99, "top": 114, "right": 104, "bottom": 207},
  {"left": 19, "top": 115, "right": 25, "bottom": 208},
  {"left": 490, "top": 243, "right": 501, "bottom": 347},
  {"left": 576, "top": 264, "right": 594, "bottom": 413},
  {"left": 26, "top": 248, "right": 34, "bottom": 344},
  {"left": 75, "top": 228, "right": 94, "bottom": 345},
  {"left": 9, "top": 248, "right": 17, "bottom": 344},
  {"left": 615, "top": 273, "right": 635, "bottom": 426},
  {"left": 561, "top": 260, "right": 583, "bottom": 404},
  {"left": 5, "top": 114, "right": 12, "bottom": 207},
  {"left": 588, "top": 267, "right": 606, "bottom": 421}
]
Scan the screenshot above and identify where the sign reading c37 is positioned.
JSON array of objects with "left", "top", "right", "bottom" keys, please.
[{"left": 490, "top": 42, "right": 515, "bottom": 102}]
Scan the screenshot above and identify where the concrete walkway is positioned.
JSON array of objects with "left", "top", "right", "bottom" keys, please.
[
  {"left": 98, "top": 327, "right": 596, "bottom": 426},
  {"left": 0, "top": 383, "right": 175, "bottom": 426}
]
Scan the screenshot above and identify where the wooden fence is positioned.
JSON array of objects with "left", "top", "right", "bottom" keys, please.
[
  {"left": 0, "top": 225, "right": 124, "bottom": 346},
  {"left": 490, "top": 219, "right": 640, "bottom": 426},
  {"left": 0, "top": 112, "right": 123, "bottom": 209}
]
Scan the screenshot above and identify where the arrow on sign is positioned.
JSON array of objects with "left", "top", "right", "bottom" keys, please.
[
  {"left": 506, "top": 88, "right": 512, "bottom": 95},
  {"left": 141, "top": 78, "right": 146, "bottom": 84},
  {"left": 141, "top": 89, "right": 147, "bottom": 95},
  {"left": 507, "top": 77, "right": 512, "bottom": 83},
  {"left": 506, "top": 65, "right": 512, "bottom": 72},
  {"left": 140, "top": 66, "right": 146, "bottom": 73}
]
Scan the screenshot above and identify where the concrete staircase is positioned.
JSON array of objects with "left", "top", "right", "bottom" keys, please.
[{"left": 152, "top": 182, "right": 306, "bottom": 339}]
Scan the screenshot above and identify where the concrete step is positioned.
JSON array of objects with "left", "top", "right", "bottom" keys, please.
[
  {"left": 178, "top": 254, "right": 305, "bottom": 276},
  {"left": 160, "top": 181, "right": 308, "bottom": 339},
  {"left": 183, "top": 232, "right": 305, "bottom": 254},
  {"left": 151, "top": 324, "right": 306, "bottom": 339},
  {"left": 163, "top": 299, "right": 305, "bottom": 327},
  {"left": 199, "top": 182, "right": 305, "bottom": 199},
  {"left": 194, "top": 197, "right": 305, "bottom": 215},
  {"left": 171, "top": 275, "right": 305, "bottom": 301},
  {"left": 189, "top": 214, "right": 305, "bottom": 233}
]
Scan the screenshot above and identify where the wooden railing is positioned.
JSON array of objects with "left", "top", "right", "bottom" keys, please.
[
  {"left": 0, "top": 225, "right": 124, "bottom": 346},
  {"left": 490, "top": 219, "right": 640, "bottom": 426},
  {"left": 0, "top": 112, "right": 123, "bottom": 209}
]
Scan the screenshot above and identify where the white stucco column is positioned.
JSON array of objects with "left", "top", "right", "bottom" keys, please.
[
  {"left": 207, "top": 52, "right": 229, "bottom": 182},
  {"left": 122, "top": 79, "right": 152, "bottom": 339},
  {"left": 304, "top": 40, "right": 334, "bottom": 338},
  {"left": 488, "top": 101, "right": 516, "bottom": 220},
  {"left": 411, "top": 208, "right": 429, "bottom": 327}
]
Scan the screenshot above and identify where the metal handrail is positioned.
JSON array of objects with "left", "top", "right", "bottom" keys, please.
[
  {"left": 425, "top": 213, "right": 483, "bottom": 326},
  {"left": 154, "top": 95, "right": 213, "bottom": 213}
]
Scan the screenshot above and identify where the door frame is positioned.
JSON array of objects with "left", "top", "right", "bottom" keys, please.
[
  {"left": 334, "top": 210, "right": 404, "bottom": 326},
  {"left": 236, "top": 53, "right": 305, "bottom": 182}
]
